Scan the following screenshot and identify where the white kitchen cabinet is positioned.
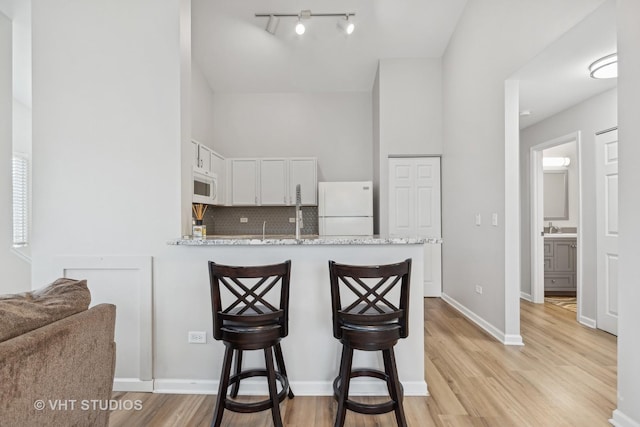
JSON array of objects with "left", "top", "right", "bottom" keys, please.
[
  {"left": 211, "top": 150, "right": 226, "bottom": 205},
  {"left": 289, "top": 158, "right": 317, "bottom": 206},
  {"left": 231, "top": 159, "right": 259, "bottom": 205},
  {"left": 228, "top": 157, "right": 318, "bottom": 206},
  {"left": 192, "top": 140, "right": 213, "bottom": 173},
  {"left": 260, "top": 159, "right": 288, "bottom": 205}
]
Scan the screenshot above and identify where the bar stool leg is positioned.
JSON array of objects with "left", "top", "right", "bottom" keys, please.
[
  {"left": 211, "top": 344, "right": 234, "bottom": 427},
  {"left": 382, "top": 347, "right": 407, "bottom": 427},
  {"left": 230, "top": 349, "right": 243, "bottom": 398},
  {"left": 335, "top": 345, "right": 354, "bottom": 427},
  {"left": 264, "top": 347, "right": 283, "bottom": 427},
  {"left": 274, "top": 343, "right": 295, "bottom": 398}
]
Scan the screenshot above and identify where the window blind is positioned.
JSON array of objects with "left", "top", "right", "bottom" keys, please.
[{"left": 12, "top": 155, "right": 28, "bottom": 246}]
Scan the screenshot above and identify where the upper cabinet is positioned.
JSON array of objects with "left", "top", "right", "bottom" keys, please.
[
  {"left": 228, "top": 157, "right": 317, "bottom": 206},
  {"left": 192, "top": 140, "right": 226, "bottom": 205},
  {"left": 289, "top": 158, "right": 317, "bottom": 206},
  {"left": 231, "top": 159, "right": 259, "bottom": 206},
  {"left": 192, "top": 140, "right": 213, "bottom": 174},
  {"left": 260, "top": 159, "right": 288, "bottom": 205}
]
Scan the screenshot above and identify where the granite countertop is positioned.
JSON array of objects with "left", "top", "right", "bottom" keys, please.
[{"left": 168, "top": 235, "right": 443, "bottom": 246}]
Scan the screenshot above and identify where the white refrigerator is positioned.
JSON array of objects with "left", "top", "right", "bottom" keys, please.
[{"left": 318, "top": 181, "right": 374, "bottom": 236}]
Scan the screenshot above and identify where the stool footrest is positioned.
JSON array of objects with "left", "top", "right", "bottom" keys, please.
[
  {"left": 224, "top": 368, "right": 289, "bottom": 413},
  {"left": 332, "top": 368, "right": 404, "bottom": 415}
]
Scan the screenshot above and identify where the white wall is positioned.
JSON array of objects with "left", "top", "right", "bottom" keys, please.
[
  {"left": 519, "top": 89, "right": 616, "bottom": 320},
  {"left": 376, "top": 58, "right": 443, "bottom": 235},
  {"left": 30, "top": 0, "right": 187, "bottom": 382},
  {"left": 614, "top": 0, "right": 640, "bottom": 424},
  {"left": 442, "top": 0, "right": 606, "bottom": 338},
  {"left": 211, "top": 92, "right": 372, "bottom": 182},
  {"left": 191, "top": 59, "right": 215, "bottom": 149},
  {"left": 0, "top": 11, "right": 30, "bottom": 293}
]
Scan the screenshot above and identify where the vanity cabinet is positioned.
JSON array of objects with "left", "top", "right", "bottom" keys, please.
[{"left": 544, "top": 237, "right": 577, "bottom": 295}]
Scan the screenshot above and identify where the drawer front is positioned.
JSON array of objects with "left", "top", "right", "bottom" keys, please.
[{"left": 544, "top": 274, "right": 575, "bottom": 289}]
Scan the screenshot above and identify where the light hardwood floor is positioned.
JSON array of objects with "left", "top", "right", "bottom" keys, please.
[{"left": 109, "top": 298, "right": 617, "bottom": 426}]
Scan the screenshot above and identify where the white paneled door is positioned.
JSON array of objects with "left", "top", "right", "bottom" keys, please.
[
  {"left": 596, "top": 129, "right": 618, "bottom": 336},
  {"left": 389, "top": 157, "right": 442, "bottom": 296}
]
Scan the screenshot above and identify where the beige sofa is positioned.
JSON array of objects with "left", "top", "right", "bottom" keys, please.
[{"left": 0, "top": 278, "right": 116, "bottom": 427}]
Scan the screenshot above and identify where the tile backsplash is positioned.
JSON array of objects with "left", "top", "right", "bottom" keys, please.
[{"left": 202, "top": 206, "right": 318, "bottom": 236}]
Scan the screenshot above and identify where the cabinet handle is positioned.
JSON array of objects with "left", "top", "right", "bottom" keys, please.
[{"left": 551, "top": 279, "right": 556, "bottom": 283}]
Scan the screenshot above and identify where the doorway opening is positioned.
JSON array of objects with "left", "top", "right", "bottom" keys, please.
[{"left": 530, "top": 132, "right": 583, "bottom": 323}]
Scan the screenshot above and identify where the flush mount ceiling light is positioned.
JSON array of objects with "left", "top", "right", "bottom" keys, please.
[
  {"left": 543, "top": 157, "right": 571, "bottom": 167},
  {"left": 256, "top": 10, "right": 356, "bottom": 36},
  {"left": 589, "top": 53, "right": 618, "bottom": 79}
]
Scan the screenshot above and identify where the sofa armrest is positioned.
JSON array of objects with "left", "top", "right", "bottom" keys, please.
[{"left": 0, "top": 303, "right": 116, "bottom": 427}]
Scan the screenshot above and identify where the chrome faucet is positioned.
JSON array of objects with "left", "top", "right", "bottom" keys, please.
[
  {"left": 295, "top": 184, "right": 303, "bottom": 239},
  {"left": 548, "top": 221, "right": 560, "bottom": 234},
  {"left": 262, "top": 221, "right": 266, "bottom": 240}
]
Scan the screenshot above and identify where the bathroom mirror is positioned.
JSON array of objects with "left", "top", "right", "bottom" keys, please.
[{"left": 544, "top": 170, "right": 569, "bottom": 220}]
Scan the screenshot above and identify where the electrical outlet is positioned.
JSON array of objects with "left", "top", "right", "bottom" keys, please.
[
  {"left": 188, "top": 331, "right": 207, "bottom": 344},
  {"left": 475, "top": 285, "right": 483, "bottom": 295},
  {"left": 289, "top": 217, "right": 296, "bottom": 223},
  {"left": 240, "top": 217, "right": 248, "bottom": 223}
]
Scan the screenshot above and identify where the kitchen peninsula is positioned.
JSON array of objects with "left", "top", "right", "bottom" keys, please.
[{"left": 167, "top": 235, "right": 440, "bottom": 396}]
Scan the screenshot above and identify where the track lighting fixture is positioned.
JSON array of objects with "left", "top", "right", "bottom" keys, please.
[
  {"left": 265, "top": 15, "right": 279, "bottom": 35},
  {"left": 256, "top": 10, "right": 356, "bottom": 36},
  {"left": 337, "top": 15, "right": 355, "bottom": 35}
]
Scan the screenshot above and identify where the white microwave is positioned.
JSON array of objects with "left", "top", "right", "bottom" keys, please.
[{"left": 192, "top": 167, "right": 218, "bottom": 205}]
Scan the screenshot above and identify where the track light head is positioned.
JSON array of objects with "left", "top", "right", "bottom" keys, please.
[
  {"left": 295, "top": 19, "right": 306, "bottom": 35},
  {"left": 337, "top": 15, "right": 355, "bottom": 35},
  {"left": 265, "top": 15, "right": 279, "bottom": 34}
]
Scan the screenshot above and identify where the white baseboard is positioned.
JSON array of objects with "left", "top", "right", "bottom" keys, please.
[
  {"left": 520, "top": 292, "right": 533, "bottom": 302},
  {"left": 153, "top": 379, "right": 428, "bottom": 396},
  {"left": 113, "top": 378, "right": 154, "bottom": 392},
  {"left": 441, "top": 293, "right": 524, "bottom": 346},
  {"left": 579, "top": 315, "right": 597, "bottom": 329},
  {"left": 610, "top": 409, "right": 640, "bottom": 427}
]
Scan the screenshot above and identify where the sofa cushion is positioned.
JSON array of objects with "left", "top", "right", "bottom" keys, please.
[{"left": 0, "top": 278, "right": 91, "bottom": 343}]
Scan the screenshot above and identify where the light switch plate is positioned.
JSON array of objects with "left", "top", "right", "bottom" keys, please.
[
  {"left": 492, "top": 213, "right": 498, "bottom": 226},
  {"left": 475, "top": 213, "right": 481, "bottom": 226}
]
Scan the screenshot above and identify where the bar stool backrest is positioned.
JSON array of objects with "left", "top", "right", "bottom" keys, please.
[
  {"left": 328, "top": 258, "right": 412, "bottom": 340},
  {"left": 208, "top": 260, "right": 292, "bottom": 341}
]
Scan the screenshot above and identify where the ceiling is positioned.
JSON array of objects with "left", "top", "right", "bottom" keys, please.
[
  {"left": 191, "top": 0, "right": 468, "bottom": 93},
  {"left": 514, "top": 0, "right": 617, "bottom": 129}
]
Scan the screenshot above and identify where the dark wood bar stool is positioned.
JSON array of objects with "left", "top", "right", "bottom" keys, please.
[
  {"left": 208, "top": 260, "right": 295, "bottom": 427},
  {"left": 328, "top": 258, "right": 412, "bottom": 427}
]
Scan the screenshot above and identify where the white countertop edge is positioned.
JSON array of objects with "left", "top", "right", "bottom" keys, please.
[{"left": 168, "top": 236, "right": 443, "bottom": 246}]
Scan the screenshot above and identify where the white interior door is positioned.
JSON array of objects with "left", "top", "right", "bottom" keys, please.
[
  {"left": 596, "top": 129, "right": 618, "bottom": 336},
  {"left": 389, "top": 157, "right": 442, "bottom": 297}
]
